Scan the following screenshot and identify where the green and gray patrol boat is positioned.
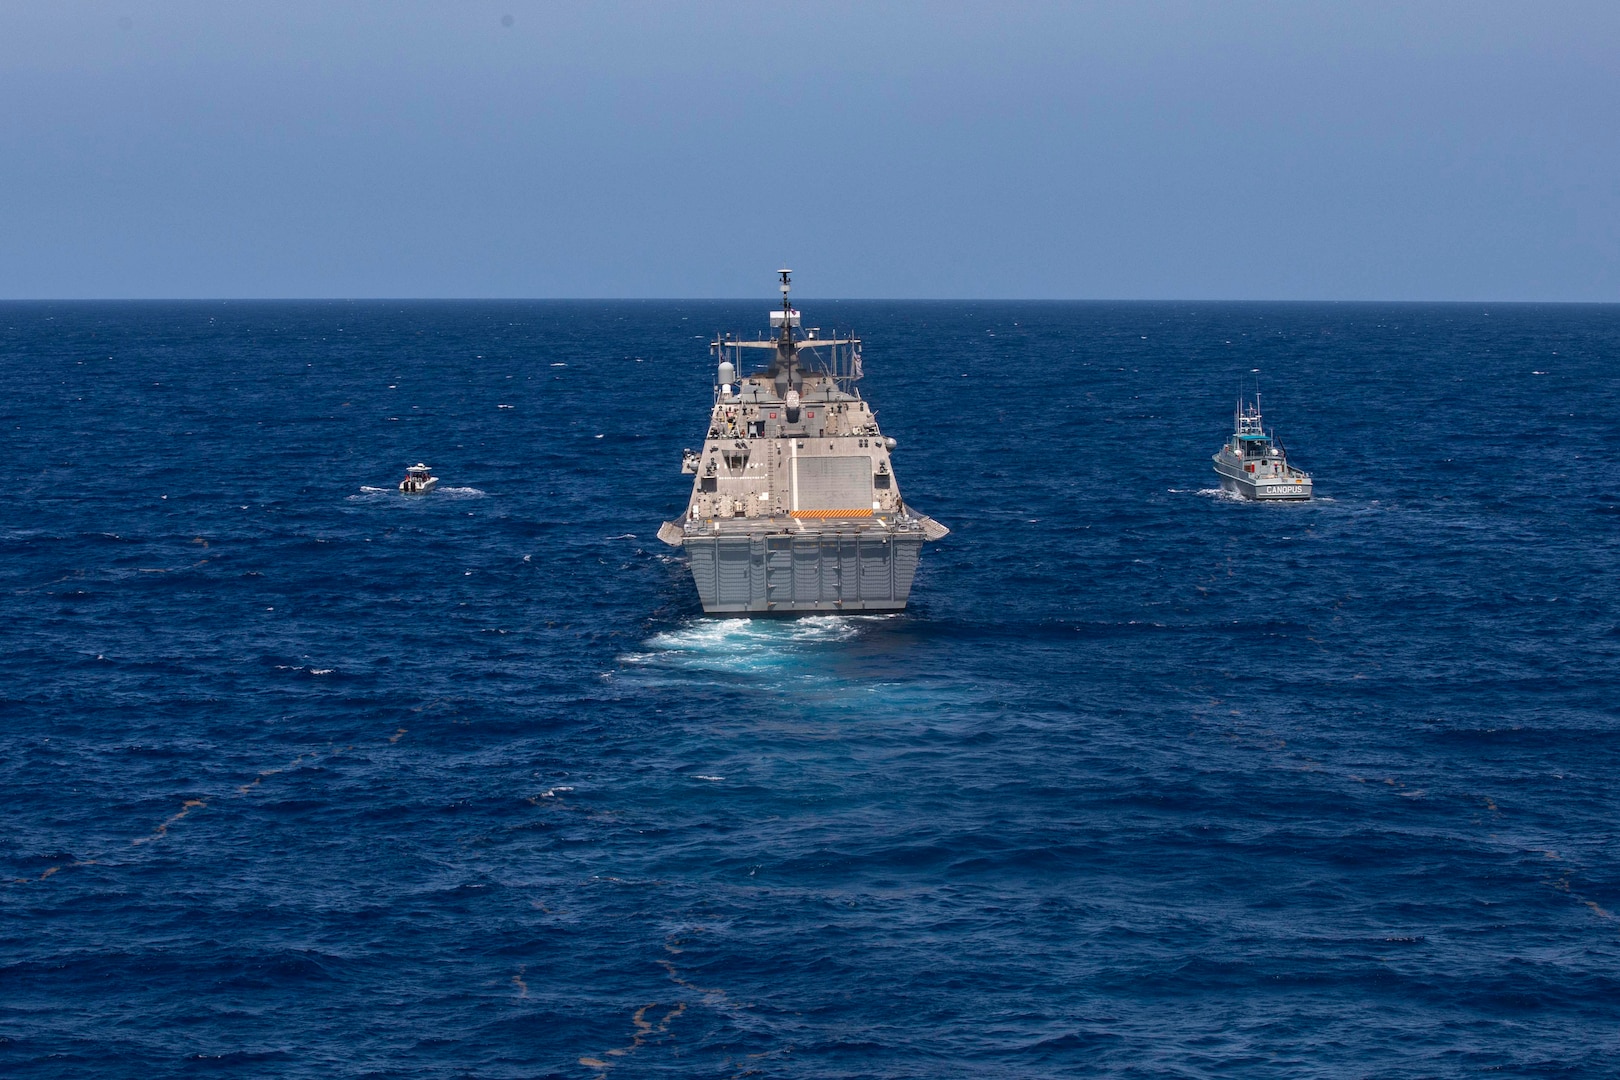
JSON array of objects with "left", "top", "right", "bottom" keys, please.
[
  {"left": 658, "top": 271, "right": 948, "bottom": 614},
  {"left": 1212, "top": 396, "right": 1313, "bottom": 501}
]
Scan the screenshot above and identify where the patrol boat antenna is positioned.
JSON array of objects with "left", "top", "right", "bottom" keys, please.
[{"left": 657, "top": 270, "right": 948, "bottom": 614}]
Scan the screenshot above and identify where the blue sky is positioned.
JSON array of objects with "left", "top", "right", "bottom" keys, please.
[{"left": 1, "top": 1, "right": 1616, "bottom": 299}]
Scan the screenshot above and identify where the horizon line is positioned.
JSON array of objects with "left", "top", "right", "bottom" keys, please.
[{"left": 2, "top": 296, "right": 1617, "bottom": 306}]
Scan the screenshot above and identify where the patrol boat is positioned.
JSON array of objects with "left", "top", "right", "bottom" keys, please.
[
  {"left": 657, "top": 270, "right": 948, "bottom": 614},
  {"left": 1212, "top": 396, "right": 1312, "bottom": 501}
]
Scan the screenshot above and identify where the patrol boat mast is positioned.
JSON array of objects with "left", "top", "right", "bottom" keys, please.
[{"left": 657, "top": 270, "right": 947, "bottom": 614}]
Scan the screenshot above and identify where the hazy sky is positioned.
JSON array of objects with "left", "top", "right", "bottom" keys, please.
[{"left": 2, "top": 2, "right": 1616, "bottom": 299}]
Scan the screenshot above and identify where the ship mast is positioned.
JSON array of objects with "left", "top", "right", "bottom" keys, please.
[
  {"left": 777, "top": 268, "right": 794, "bottom": 347},
  {"left": 777, "top": 268, "right": 797, "bottom": 391},
  {"left": 767, "top": 266, "right": 807, "bottom": 400}
]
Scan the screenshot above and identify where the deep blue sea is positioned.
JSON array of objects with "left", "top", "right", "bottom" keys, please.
[{"left": 3, "top": 300, "right": 1618, "bottom": 1078}]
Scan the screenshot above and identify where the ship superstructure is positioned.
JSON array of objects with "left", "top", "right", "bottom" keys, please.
[
  {"left": 657, "top": 271, "right": 947, "bottom": 614},
  {"left": 1212, "top": 396, "right": 1313, "bottom": 501}
]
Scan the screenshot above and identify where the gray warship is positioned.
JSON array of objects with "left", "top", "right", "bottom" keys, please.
[
  {"left": 1212, "top": 395, "right": 1313, "bottom": 501},
  {"left": 657, "top": 271, "right": 948, "bottom": 614}
]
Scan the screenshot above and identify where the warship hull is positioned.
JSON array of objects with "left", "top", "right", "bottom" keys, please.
[{"left": 681, "top": 529, "right": 922, "bottom": 614}]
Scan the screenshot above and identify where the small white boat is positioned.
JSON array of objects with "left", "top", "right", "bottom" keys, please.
[{"left": 399, "top": 463, "right": 439, "bottom": 494}]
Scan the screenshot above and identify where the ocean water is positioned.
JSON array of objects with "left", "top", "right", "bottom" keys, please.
[{"left": 2, "top": 300, "right": 1618, "bottom": 1078}]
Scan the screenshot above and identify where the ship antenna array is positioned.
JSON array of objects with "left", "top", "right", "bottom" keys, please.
[
  {"left": 778, "top": 267, "right": 796, "bottom": 387},
  {"left": 778, "top": 267, "right": 793, "bottom": 336}
]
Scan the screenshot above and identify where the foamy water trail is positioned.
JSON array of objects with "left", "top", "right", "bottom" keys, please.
[
  {"left": 615, "top": 614, "right": 969, "bottom": 724},
  {"left": 348, "top": 485, "right": 487, "bottom": 500},
  {"left": 621, "top": 615, "right": 862, "bottom": 677}
]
